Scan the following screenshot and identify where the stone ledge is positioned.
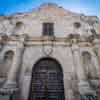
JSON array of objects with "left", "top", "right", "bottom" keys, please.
[{"left": 0, "top": 80, "right": 19, "bottom": 95}]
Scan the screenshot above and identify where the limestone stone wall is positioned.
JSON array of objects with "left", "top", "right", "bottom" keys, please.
[
  {"left": 18, "top": 41, "right": 100, "bottom": 100},
  {"left": 0, "top": 3, "right": 100, "bottom": 100}
]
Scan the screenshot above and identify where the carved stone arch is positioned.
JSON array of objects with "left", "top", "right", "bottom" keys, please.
[
  {"left": 33, "top": 57, "right": 63, "bottom": 72},
  {"left": 28, "top": 57, "right": 65, "bottom": 100},
  {"left": 0, "top": 50, "right": 14, "bottom": 78}
]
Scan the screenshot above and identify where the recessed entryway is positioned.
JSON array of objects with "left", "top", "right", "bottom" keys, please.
[{"left": 28, "top": 57, "right": 65, "bottom": 100}]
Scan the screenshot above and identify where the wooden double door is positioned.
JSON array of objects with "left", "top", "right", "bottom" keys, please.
[{"left": 28, "top": 58, "right": 65, "bottom": 100}]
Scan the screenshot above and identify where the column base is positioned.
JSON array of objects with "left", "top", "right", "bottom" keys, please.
[
  {"left": 78, "top": 81, "right": 96, "bottom": 96},
  {"left": 65, "top": 89, "right": 74, "bottom": 100},
  {"left": 0, "top": 80, "right": 19, "bottom": 95}
]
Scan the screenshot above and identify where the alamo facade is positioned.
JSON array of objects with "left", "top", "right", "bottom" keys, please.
[{"left": 0, "top": 3, "right": 100, "bottom": 100}]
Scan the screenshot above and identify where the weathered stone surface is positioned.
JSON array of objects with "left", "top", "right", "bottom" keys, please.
[
  {"left": 0, "top": 3, "right": 100, "bottom": 100},
  {"left": 0, "top": 3, "right": 100, "bottom": 37}
]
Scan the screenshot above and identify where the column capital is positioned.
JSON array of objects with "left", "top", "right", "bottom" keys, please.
[
  {"left": 19, "top": 34, "right": 28, "bottom": 43},
  {"left": 71, "top": 44, "right": 79, "bottom": 53},
  {"left": 18, "top": 34, "right": 28, "bottom": 48}
]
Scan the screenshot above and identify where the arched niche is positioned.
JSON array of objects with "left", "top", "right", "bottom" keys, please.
[
  {"left": 13, "top": 21, "right": 24, "bottom": 34},
  {"left": 82, "top": 51, "right": 97, "bottom": 79},
  {"left": 0, "top": 50, "right": 14, "bottom": 78}
]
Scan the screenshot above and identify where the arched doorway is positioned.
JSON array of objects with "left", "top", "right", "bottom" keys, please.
[{"left": 28, "top": 58, "right": 65, "bottom": 100}]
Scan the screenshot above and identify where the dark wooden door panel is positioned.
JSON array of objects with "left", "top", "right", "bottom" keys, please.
[{"left": 28, "top": 58, "right": 65, "bottom": 100}]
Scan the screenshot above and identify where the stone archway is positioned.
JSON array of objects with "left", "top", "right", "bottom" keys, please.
[{"left": 28, "top": 57, "right": 65, "bottom": 100}]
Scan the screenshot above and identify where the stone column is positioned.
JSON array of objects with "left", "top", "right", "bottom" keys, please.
[
  {"left": 71, "top": 44, "right": 85, "bottom": 81},
  {"left": 91, "top": 53, "right": 100, "bottom": 77},
  {"left": 93, "top": 39, "right": 100, "bottom": 66},
  {"left": 93, "top": 39, "right": 100, "bottom": 75},
  {"left": 64, "top": 72, "right": 74, "bottom": 100},
  {"left": 92, "top": 39, "right": 100, "bottom": 98},
  {"left": 1, "top": 35, "right": 26, "bottom": 94},
  {"left": 71, "top": 43, "right": 96, "bottom": 96}
]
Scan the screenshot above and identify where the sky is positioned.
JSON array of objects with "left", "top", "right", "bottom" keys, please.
[{"left": 0, "top": 0, "right": 100, "bottom": 18}]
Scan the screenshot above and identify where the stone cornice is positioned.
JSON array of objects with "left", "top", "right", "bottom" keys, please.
[{"left": 0, "top": 34, "right": 99, "bottom": 47}]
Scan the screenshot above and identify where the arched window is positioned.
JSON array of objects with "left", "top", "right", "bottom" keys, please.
[
  {"left": 13, "top": 21, "right": 24, "bottom": 34},
  {"left": 82, "top": 52, "right": 96, "bottom": 79},
  {"left": 0, "top": 51, "right": 14, "bottom": 77},
  {"left": 15, "top": 21, "right": 23, "bottom": 29},
  {"left": 73, "top": 22, "right": 81, "bottom": 29}
]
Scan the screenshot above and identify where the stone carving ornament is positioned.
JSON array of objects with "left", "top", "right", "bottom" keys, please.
[
  {"left": 42, "top": 44, "right": 54, "bottom": 56},
  {"left": 42, "top": 39, "right": 54, "bottom": 56}
]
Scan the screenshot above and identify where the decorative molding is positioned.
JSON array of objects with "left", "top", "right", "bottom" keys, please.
[{"left": 0, "top": 34, "right": 99, "bottom": 47}]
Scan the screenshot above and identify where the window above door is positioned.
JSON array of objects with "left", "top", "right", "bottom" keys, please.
[{"left": 42, "top": 23, "right": 54, "bottom": 36}]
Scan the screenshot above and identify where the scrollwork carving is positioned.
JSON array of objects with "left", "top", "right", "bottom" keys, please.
[{"left": 41, "top": 36, "right": 55, "bottom": 56}]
